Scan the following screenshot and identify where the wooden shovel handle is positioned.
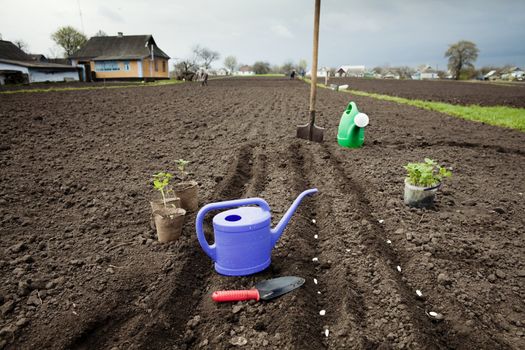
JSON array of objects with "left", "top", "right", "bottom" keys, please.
[{"left": 309, "top": 0, "right": 321, "bottom": 117}]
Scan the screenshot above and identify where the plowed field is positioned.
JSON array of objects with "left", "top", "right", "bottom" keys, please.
[{"left": 1, "top": 78, "right": 524, "bottom": 349}]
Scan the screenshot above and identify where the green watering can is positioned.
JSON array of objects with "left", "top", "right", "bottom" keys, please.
[{"left": 337, "top": 102, "right": 369, "bottom": 148}]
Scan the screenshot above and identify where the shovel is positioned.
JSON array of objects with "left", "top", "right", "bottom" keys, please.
[
  {"left": 297, "top": 0, "right": 324, "bottom": 142},
  {"left": 212, "top": 276, "right": 305, "bottom": 302}
]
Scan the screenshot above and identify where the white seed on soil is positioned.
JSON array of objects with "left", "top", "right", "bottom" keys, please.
[
  {"left": 379, "top": 219, "right": 384, "bottom": 224},
  {"left": 345, "top": 249, "right": 350, "bottom": 252},
  {"left": 386, "top": 240, "right": 391, "bottom": 244},
  {"left": 317, "top": 291, "right": 321, "bottom": 294},
  {"left": 427, "top": 311, "right": 444, "bottom": 320},
  {"left": 325, "top": 329, "right": 329, "bottom": 337},
  {"left": 312, "top": 219, "right": 317, "bottom": 224},
  {"left": 314, "top": 278, "right": 318, "bottom": 285},
  {"left": 314, "top": 234, "right": 318, "bottom": 239},
  {"left": 319, "top": 310, "right": 326, "bottom": 316},
  {"left": 416, "top": 290, "right": 423, "bottom": 297},
  {"left": 312, "top": 257, "right": 318, "bottom": 262},
  {"left": 397, "top": 266, "right": 402, "bottom": 272}
]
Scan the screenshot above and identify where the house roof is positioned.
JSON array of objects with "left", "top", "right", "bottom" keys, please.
[
  {"left": 338, "top": 65, "right": 365, "bottom": 72},
  {"left": 0, "top": 40, "right": 31, "bottom": 61},
  {"left": 238, "top": 65, "right": 253, "bottom": 72},
  {"left": 70, "top": 35, "right": 170, "bottom": 60},
  {"left": 28, "top": 54, "right": 47, "bottom": 62},
  {"left": 0, "top": 58, "right": 78, "bottom": 71},
  {"left": 0, "top": 40, "right": 76, "bottom": 71}
]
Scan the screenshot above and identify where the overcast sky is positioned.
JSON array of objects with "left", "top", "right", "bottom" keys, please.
[{"left": 1, "top": 0, "right": 524, "bottom": 70}]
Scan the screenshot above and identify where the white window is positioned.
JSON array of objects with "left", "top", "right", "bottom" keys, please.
[
  {"left": 124, "top": 61, "right": 130, "bottom": 71},
  {"left": 94, "top": 61, "right": 120, "bottom": 72}
]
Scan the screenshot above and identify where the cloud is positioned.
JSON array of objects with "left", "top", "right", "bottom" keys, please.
[
  {"left": 271, "top": 24, "right": 294, "bottom": 39},
  {"left": 97, "top": 5, "right": 124, "bottom": 23}
]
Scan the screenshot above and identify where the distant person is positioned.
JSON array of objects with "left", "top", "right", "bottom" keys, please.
[
  {"left": 202, "top": 72, "right": 209, "bottom": 86},
  {"left": 290, "top": 70, "right": 296, "bottom": 80},
  {"left": 300, "top": 69, "right": 305, "bottom": 78}
]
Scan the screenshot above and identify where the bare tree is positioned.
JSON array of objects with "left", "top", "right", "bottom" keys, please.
[
  {"left": 173, "top": 59, "right": 198, "bottom": 80},
  {"left": 94, "top": 30, "right": 107, "bottom": 37},
  {"left": 13, "top": 39, "right": 28, "bottom": 52},
  {"left": 445, "top": 40, "right": 479, "bottom": 80},
  {"left": 223, "top": 55, "right": 237, "bottom": 74},
  {"left": 193, "top": 45, "right": 220, "bottom": 69}
]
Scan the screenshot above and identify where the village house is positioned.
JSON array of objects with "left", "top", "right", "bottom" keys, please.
[
  {"left": 235, "top": 65, "right": 255, "bottom": 75},
  {"left": 412, "top": 64, "right": 439, "bottom": 80},
  {"left": 306, "top": 66, "right": 329, "bottom": 78},
  {"left": 500, "top": 66, "right": 524, "bottom": 81},
  {"left": 70, "top": 33, "right": 170, "bottom": 81},
  {"left": 336, "top": 65, "right": 366, "bottom": 77},
  {"left": 0, "top": 40, "right": 79, "bottom": 85}
]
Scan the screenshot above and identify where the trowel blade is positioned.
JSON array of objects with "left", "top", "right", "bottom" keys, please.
[{"left": 255, "top": 276, "right": 305, "bottom": 300}]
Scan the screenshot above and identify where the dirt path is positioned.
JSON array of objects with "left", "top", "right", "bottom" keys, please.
[{"left": 0, "top": 78, "right": 524, "bottom": 349}]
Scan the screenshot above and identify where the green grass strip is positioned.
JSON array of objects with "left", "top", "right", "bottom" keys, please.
[
  {"left": 302, "top": 78, "right": 525, "bottom": 131},
  {"left": 345, "top": 89, "right": 525, "bottom": 132},
  {"left": 0, "top": 79, "right": 183, "bottom": 94}
]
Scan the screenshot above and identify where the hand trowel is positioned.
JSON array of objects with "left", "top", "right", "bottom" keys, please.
[{"left": 212, "top": 276, "right": 305, "bottom": 302}]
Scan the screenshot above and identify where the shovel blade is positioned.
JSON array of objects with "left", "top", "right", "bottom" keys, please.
[{"left": 296, "top": 123, "right": 324, "bottom": 142}]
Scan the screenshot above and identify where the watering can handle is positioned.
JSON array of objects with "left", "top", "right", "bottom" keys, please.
[{"left": 195, "top": 198, "right": 271, "bottom": 261}]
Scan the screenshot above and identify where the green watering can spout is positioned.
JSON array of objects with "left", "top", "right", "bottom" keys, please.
[{"left": 337, "top": 101, "right": 369, "bottom": 148}]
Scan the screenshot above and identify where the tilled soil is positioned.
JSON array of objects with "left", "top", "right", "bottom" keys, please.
[
  {"left": 331, "top": 77, "right": 525, "bottom": 108},
  {"left": 0, "top": 81, "right": 149, "bottom": 92},
  {"left": 0, "top": 77, "right": 524, "bottom": 349}
]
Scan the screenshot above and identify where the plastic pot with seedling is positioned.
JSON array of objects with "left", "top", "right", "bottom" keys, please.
[
  {"left": 151, "top": 172, "right": 186, "bottom": 242},
  {"left": 403, "top": 158, "right": 452, "bottom": 208},
  {"left": 173, "top": 159, "right": 199, "bottom": 212}
]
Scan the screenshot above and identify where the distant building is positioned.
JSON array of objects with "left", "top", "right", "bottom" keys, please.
[
  {"left": 0, "top": 40, "right": 79, "bottom": 85},
  {"left": 215, "top": 68, "right": 229, "bottom": 76},
  {"left": 501, "top": 67, "right": 524, "bottom": 81},
  {"left": 70, "top": 33, "right": 170, "bottom": 81},
  {"left": 412, "top": 64, "right": 439, "bottom": 80},
  {"left": 306, "top": 67, "right": 329, "bottom": 78},
  {"left": 336, "top": 65, "right": 366, "bottom": 77},
  {"left": 235, "top": 65, "right": 255, "bottom": 75},
  {"left": 483, "top": 70, "right": 497, "bottom": 80},
  {"left": 383, "top": 71, "right": 400, "bottom": 80}
]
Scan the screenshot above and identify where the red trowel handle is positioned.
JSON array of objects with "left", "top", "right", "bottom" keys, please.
[{"left": 212, "top": 289, "right": 260, "bottom": 302}]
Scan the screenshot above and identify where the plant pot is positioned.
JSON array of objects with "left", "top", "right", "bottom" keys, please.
[
  {"left": 150, "top": 197, "right": 181, "bottom": 212},
  {"left": 174, "top": 180, "right": 199, "bottom": 212},
  {"left": 404, "top": 178, "right": 441, "bottom": 208},
  {"left": 149, "top": 197, "right": 181, "bottom": 230},
  {"left": 153, "top": 207, "right": 186, "bottom": 242}
]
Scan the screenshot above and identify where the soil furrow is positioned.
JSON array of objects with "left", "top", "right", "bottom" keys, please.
[{"left": 322, "top": 142, "right": 512, "bottom": 349}]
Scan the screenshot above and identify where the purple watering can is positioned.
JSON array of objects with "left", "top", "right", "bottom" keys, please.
[{"left": 196, "top": 189, "right": 318, "bottom": 276}]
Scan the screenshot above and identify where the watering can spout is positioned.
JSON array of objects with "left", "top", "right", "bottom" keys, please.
[{"left": 271, "top": 188, "right": 318, "bottom": 245}]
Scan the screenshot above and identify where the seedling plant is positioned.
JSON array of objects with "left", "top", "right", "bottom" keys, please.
[
  {"left": 152, "top": 172, "right": 174, "bottom": 207},
  {"left": 176, "top": 159, "right": 190, "bottom": 179},
  {"left": 404, "top": 158, "right": 452, "bottom": 187}
]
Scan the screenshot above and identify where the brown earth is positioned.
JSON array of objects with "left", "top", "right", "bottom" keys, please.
[
  {"left": 0, "top": 81, "right": 148, "bottom": 92},
  {"left": 0, "top": 77, "right": 524, "bottom": 350},
  {"left": 331, "top": 77, "right": 525, "bottom": 108}
]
